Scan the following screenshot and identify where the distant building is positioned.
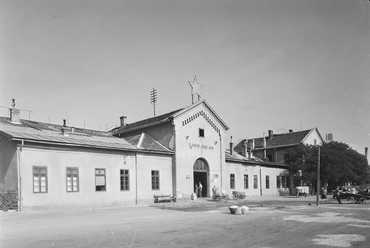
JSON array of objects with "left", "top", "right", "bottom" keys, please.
[
  {"left": 234, "top": 128, "right": 325, "bottom": 164},
  {"left": 1, "top": 99, "right": 289, "bottom": 211}
]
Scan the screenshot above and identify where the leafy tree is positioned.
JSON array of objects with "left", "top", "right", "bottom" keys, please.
[{"left": 285, "top": 141, "right": 370, "bottom": 194}]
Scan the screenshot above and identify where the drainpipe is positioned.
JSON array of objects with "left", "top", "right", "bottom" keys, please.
[
  {"left": 17, "top": 140, "right": 24, "bottom": 211},
  {"left": 135, "top": 153, "right": 138, "bottom": 205},
  {"left": 260, "top": 166, "right": 263, "bottom": 197},
  {"left": 219, "top": 133, "right": 223, "bottom": 194}
]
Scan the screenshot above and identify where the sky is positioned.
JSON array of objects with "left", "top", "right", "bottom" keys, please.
[{"left": 0, "top": 0, "right": 369, "bottom": 154}]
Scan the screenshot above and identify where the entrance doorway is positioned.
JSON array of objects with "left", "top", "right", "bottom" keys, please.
[{"left": 193, "top": 159, "right": 209, "bottom": 197}]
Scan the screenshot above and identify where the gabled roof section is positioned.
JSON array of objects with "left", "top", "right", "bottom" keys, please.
[
  {"left": 0, "top": 116, "right": 137, "bottom": 151},
  {"left": 124, "top": 133, "right": 173, "bottom": 154},
  {"left": 225, "top": 150, "right": 289, "bottom": 168},
  {"left": 113, "top": 109, "right": 183, "bottom": 136},
  {"left": 172, "top": 99, "right": 229, "bottom": 131},
  {"left": 252, "top": 129, "right": 314, "bottom": 149}
]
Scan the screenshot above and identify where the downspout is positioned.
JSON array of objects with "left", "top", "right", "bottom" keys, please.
[
  {"left": 17, "top": 140, "right": 24, "bottom": 211},
  {"left": 219, "top": 133, "right": 223, "bottom": 194},
  {"left": 135, "top": 153, "right": 138, "bottom": 205},
  {"left": 260, "top": 166, "right": 263, "bottom": 197}
]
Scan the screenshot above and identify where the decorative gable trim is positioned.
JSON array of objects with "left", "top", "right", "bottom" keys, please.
[
  {"left": 174, "top": 100, "right": 229, "bottom": 131},
  {"left": 181, "top": 110, "right": 221, "bottom": 134}
]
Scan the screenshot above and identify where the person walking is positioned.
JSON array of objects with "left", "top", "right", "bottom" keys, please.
[
  {"left": 198, "top": 182, "right": 203, "bottom": 198},
  {"left": 335, "top": 186, "right": 342, "bottom": 204},
  {"left": 321, "top": 187, "right": 327, "bottom": 201}
]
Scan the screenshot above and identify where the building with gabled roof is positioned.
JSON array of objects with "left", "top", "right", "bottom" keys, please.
[
  {"left": 234, "top": 128, "right": 324, "bottom": 164},
  {"left": 1, "top": 99, "right": 290, "bottom": 211}
]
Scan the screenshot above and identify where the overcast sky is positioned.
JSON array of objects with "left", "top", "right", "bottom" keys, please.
[{"left": 1, "top": 0, "right": 369, "bottom": 154}]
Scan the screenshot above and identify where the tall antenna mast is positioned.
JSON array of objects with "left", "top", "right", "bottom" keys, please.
[{"left": 150, "top": 88, "right": 157, "bottom": 117}]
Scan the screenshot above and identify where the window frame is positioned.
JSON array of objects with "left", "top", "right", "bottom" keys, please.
[
  {"left": 277, "top": 175, "right": 281, "bottom": 188},
  {"left": 230, "top": 174, "right": 235, "bottom": 189},
  {"left": 253, "top": 175, "right": 258, "bottom": 189},
  {"left": 151, "top": 170, "right": 160, "bottom": 190},
  {"left": 244, "top": 174, "right": 249, "bottom": 189},
  {"left": 33, "top": 166, "right": 48, "bottom": 193},
  {"left": 120, "top": 169, "right": 130, "bottom": 191},
  {"left": 66, "top": 167, "right": 79, "bottom": 193},
  {"left": 95, "top": 168, "right": 106, "bottom": 192},
  {"left": 199, "top": 128, "right": 205, "bottom": 138}
]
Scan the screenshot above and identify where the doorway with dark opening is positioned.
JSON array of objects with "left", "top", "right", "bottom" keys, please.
[{"left": 193, "top": 158, "right": 209, "bottom": 197}]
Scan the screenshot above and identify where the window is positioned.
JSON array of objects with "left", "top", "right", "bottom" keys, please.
[
  {"left": 95, "top": 168, "right": 106, "bottom": 191},
  {"left": 277, "top": 176, "right": 281, "bottom": 188},
  {"left": 282, "top": 176, "right": 287, "bottom": 188},
  {"left": 33, "top": 166, "right": 48, "bottom": 193},
  {"left": 151, "top": 170, "right": 160, "bottom": 190},
  {"left": 314, "top": 139, "right": 317, "bottom": 145},
  {"left": 253, "top": 175, "right": 258, "bottom": 189},
  {"left": 230, "top": 174, "right": 235, "bottom": 189},
  {"left": 66, "top": 167, "right": 79, "bottom": 192},
  {"left": 199, "top": 128, "right": 205, "bottom": 138},
  {"left": 266, "top": 175, "right": 270, "bottom": 189},
  {"left": 120, "top": 169, "right": 130, "bottom": 191},
  {"left": 244, "top": 175, "right": 248, "bottom": 189},
  {"left": 286, "top": 176, "right": 291, "bottom": 188}
]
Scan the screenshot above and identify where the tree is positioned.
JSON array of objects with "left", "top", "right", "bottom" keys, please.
[{"left": 285, "top": 141, "right": 370, "bottom": 194}]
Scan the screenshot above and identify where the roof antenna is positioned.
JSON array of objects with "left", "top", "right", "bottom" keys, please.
[{"left": 150, "top": 88, "right": 157, "bottom": 117}]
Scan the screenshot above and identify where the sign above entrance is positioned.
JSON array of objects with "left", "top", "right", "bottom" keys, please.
[{"left": 189, "top": 143, "right": 214, "bottom": 150}]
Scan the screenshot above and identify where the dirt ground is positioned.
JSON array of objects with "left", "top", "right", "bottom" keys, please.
[{"left": 1, "top": 196, "right": 370, "bottom": 248}]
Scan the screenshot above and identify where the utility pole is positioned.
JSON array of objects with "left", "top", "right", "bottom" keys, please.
[
  {"left": 316, "top": 145, "right": 321, "bottom": 206},
  {"left": 150, "top": 88, "right": 157, "bottom": 117}
]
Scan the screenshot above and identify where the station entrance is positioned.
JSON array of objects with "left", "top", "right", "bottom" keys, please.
[{"left": 193, "top": 158, "right": 209, "bottom": 197}]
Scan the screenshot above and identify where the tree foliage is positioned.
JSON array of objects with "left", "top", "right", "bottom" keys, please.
[{"left": 285, "top": 141, "right": 370, "bottom": 190}]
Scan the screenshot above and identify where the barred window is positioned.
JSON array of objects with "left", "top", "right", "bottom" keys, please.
[
  {"left": 66, "top": 167, "right": 79, "bottom": 192},
  {"left": 230, "top": 174, "right": 235, "bottom": 189},
  {"left": 152, "top": 170, "right": 160, "bottom": 190},
  {"left": 277, "top": 176, "right": 281, "bottom": 188},
  {"left": 254, "top": 175, "right": 258, "bottom": 189},
  {"left": 266, "top": 175, "right": 270, "bottom": 189},
  {"left": 120, "top": 169, "right": 130, "bottom": 191},
  {"left": 244, "top": 174, "right": 249, "bottom": 189}
]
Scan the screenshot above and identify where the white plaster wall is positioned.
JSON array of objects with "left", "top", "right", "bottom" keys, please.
[
  {"left": 173, "top": 104, "right": 227, "bottom": 198},
  {"left": 225, "top": 162, "right": 285, "bottom": 197},
  {"left": 136, "top": 153, "right": 173, "bottom": 203},
  {"left": 19, "top": 146, "right": 172, "bottom": 209},
  {"left": 303, "top": 129, "right": 323, "bottom": 145}
]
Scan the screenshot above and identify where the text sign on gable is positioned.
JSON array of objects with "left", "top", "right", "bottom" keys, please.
[{"left": 189, "top": 143, "right": 214, "bottom": 150}]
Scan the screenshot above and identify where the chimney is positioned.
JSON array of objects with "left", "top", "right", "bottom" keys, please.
[
  {"left": 230, "top": 136, "right": 233, "bottom": 155},
  {"left": 62, "top": 119, "right": 70, "bottom": 137},
  {"left": 9, "top": 99, "right": 21, "bottom": 124},
  {"left": 268, "top": 130, "right": 273, "bottom": 138},
  {"left": 289, "top": 129, "right": 293, "bottom": 133},
  {"left": 365, "top": 147, "right": 368, "bottom": 162},
  {"left": 120, "top": 116, "right": 127, "bottom": 127}
]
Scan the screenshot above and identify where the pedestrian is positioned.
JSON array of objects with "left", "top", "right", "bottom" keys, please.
[
  {"left": 195, "top": 184, "right": 199, "bottom": 197},
  {"left": 198, "top": 182, "right": 203, "bottom": 198},
  {"left": 320, "top": 187, "right": 327, "bottom": 201},
  {"left": 335, "top": 186, "right": 342, "bottom": 204}
]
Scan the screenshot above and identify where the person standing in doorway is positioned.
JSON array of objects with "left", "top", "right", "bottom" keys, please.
[
  {"left": 195, "top": 184, "right": 199, "bottom": 197},
  {"left": 198, "top": 182, "right": 203, "bottom": 198}
]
